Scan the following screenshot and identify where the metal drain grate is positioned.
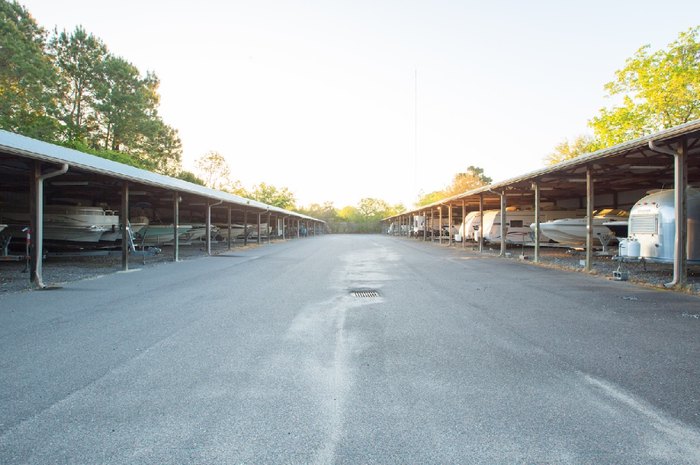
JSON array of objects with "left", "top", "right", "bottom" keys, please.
[{"left": 351, "top": 289, "right": 380, "bottom": 298}]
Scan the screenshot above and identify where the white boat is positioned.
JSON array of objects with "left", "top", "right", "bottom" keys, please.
[
  {"left": 135, "top": 224, "right": 194, "bottom": 246},
  {"left": 535, "top": 212, "right": 628, "bottom": 248},
  {"left": 0, "top": 224, "right": 6, "bottom": 234},
  {"left": 180, "top": 224, "right": 220, "bottom": 243},
  {"left": 214, "top": 224, "right": 247, "bottom": 240},
  {"left": 98, "top": 216, "right": 150, "bottom": 242},
  {"left": 2, "top": 205, "right": 119, "bottom": 243},
  {"left": 481, "top": 209, "right": 586, "bottom": 245}
]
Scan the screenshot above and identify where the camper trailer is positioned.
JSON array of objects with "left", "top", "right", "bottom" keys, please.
[
  {"left": 481, "top": 209, "right": 586, "bottom": 245},
  {"left": 459, "top": 211, "right": 482, "bottom": 241},
  {"left": 412, "top": 215, "right": 426, "bottom": 236},
  {"left": 625, "top": 188, "right": 700, "bottom": 263}
]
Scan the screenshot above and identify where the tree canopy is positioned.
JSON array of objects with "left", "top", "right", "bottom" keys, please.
[
  {"left": 547, "top": 26, "right": 700, "bottom": 165},
  {"left": 0, "top": 1, "right": 183, "bottom": 175},
  {"left": 0, "top": 1, "right": 59, "bottom": 140},
  {"left": 417, "top": 166, "right": 491, "bottom": 206}
]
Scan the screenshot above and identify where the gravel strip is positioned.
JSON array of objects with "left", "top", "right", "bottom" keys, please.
[
  {"left": 0, "top": 240, "right": 264, "bottom": 294},
  {"left": 3, "top": 237, "right": 699, "bottom": 296},
  {"left": 455, "top": 242, "right": 700, "bottom": 295}
]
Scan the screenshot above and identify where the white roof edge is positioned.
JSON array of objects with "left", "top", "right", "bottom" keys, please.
[
  {"left": 385, "top": 119, "right": 700, "bottom": 219},
  {"left": 0, "top": 130, "right": 324, "bottom": 223}
]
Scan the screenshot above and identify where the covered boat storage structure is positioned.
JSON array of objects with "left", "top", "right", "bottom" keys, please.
[
  {"left": 385, "top": 119, "right": 700, "bottom": 288},
  {"left": 0, "top": 130, "right": 325, "bottom": 288}
]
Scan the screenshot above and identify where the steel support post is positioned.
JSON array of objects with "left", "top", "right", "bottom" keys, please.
[
  {"left": 227, "top": 207, "right": 232, "bottom": 249},
  {"left": 478, "top": 194, "right": 484, "bottom": 253},
  {"left": 422, "top": 210, "right": 427, "bottom": 241},
  {"left": 29, "top": 162, "right": 40, "bottom": 286},
  {"left": 267, "top": 212, "right": 272, "bottom": 244},
  {"left": 499, "top": 192, "right": 507, "bottom": 257},
  {"left": 461, "top": 200, "right": 466, "bottom": 248},
  {"left": 533, "top": 182, "right": 540, "bottom": 263},
  {"left": 448, "top": 205, "right": 453, "bottom": 246},
  {"left": 257, "top": 213, "right": 262, "bottom": 244},
  {"left": 674, "top": 141, "right": 688, "bottom": 286},
  {"left": 439, "top": 207, "right": 443, "bottom": 245},
  {"left": 121, "top": 182, "right": 129, "bottom": 271},
  {"left": 173, "top": 192, "right": 179, "bottom": 261},
  {"left": 585, "top": 167, "right": 594, "bottom": 272},
  {"left": 243, "top": 210, "right": 249, "bottom": 246}
]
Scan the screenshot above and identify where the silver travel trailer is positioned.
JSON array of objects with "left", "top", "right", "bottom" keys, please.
[{"left": 625, "top": 188, "right": 700, "bottom": 263}]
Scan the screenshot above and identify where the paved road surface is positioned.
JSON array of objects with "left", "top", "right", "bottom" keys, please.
[{"left": 1, "top": 234, "right": 699, "bottom": 464}]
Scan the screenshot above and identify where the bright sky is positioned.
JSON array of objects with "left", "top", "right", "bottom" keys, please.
[{"left": 20, "top": 0, "right": 700, "bottom": 208}]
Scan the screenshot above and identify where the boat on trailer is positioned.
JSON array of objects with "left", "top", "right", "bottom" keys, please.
[
  {"left": 534, "top": 209, "right": 629, "bottom": 249},
  {"left": 1, "top": 205, "right": 119, "bottom": 243},
  {"left": 481, "top": 209, "right": 586, "bottom": 245}
]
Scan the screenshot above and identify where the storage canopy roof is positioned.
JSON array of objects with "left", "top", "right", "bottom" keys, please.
[
  {"left": 387, "top": 119, "right": 700, "bottom": 218},
  {"left": 0, "top": 130, "right": 323, "bottom": 224}
]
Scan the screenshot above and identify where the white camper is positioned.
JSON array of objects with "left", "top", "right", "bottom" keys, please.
[
  {"left": 412, "top": 215, "right": 426, "bottom": 236},
  {"left": 459, "top": 211, "right": 482, "bottom": 241},
  {"left": 625, "top": 188, "right": 700, "bottom": 263},
  {"left": 481, "top": 209, "right": 585, "bottom": 245}
]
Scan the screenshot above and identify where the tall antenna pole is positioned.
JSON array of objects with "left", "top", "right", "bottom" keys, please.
[{"left": 413, "top": 68, "right": 418, "bottom": 205}]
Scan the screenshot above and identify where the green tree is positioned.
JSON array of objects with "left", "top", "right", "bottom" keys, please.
[
  {"left": 444, "top": 166, "right": 492, "bottom": 197},
  {"left": 94, "top": 56, "right": 152, "bottom": 151},
  {"left": 175, "top": 170, "right": 205, "bottom": 185},
  {"left": 0, "top": 0, "right": 59, "bottom": 139},
  {"left": 545, "top": 135, "right": 599, "bottom": 165},
  {"left": 50, "top": 25, "right": 107, "bottom": 141},
  {"left": 299, "top": 202, "right": 339, "bottom": 224},
  {"left": 590, "top": 26, "right": 700, "bottom": 147},
  {"left": 195, "top": 151, "right": 231, "bottom": 189},
  {"left": 417, "top": 165, "right": 491, "bottom": 205},
  {"left": 138, "top": 120, "right": 183, "bottom": 175},
  {"left": 357, "top": 198, "right": 390, "bottom": 220},
  {"left": 249, "top": 182, "right": 296, "bottom": 209}
]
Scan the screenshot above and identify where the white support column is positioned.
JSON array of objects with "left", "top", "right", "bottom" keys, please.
[
  {"left": 533, "top": 182, "right": 540, "bottom": 263},
  {"left": 585, "top": 167, "right": 594, "bottom": 272},
  {"left": 499, "top": 192, "right": 507, "bottom": 257},
  {"left": 121, "top": 182, "right": 129, "bottom": 271}
]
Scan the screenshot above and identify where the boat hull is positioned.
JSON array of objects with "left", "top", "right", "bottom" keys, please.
[{"left": 536, "top": 217, "right": 628, "bottom": 247}]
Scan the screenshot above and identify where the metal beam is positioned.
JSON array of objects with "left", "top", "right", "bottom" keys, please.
[
  {"left": 31, "top": 161, "right": 68, "bottom": 288},
  {"left": 227, "top": 207, "right": 232, "bottom": 249},
  {"left": 243, "top": 209, "right": 248, "bottom": 246},
  {"left": 448, "top": 205, "right": 453, "bottom": 246},
  {"left": 478, "top": 194, "right": 484, "bottom": 253},
  {"left": 585, "top": 167, "right": 594, "bottom": 272},
  {"left": 173, "top": 192, "right": 179, "bottom": 262},
  {"left": 121, "top": 182, "right": 129, "bottom": 271},
  {"left": 533, "top": 182, "right": 540, "bottom": 263},
  {"left": 499, "top": 191, "right": 507, "bottom": 257},
  {"left": 461, "top": 200, "right": 466, "bottom": 248},
  {"left": 267, "top": 211, "right": 272, "bottom": 244}
]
